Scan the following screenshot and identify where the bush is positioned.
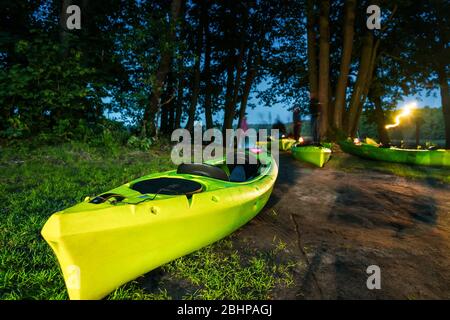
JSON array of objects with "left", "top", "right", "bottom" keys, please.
[
  {"left": 1, "top": 117, "right": 30, "bottom": 139},
  {"left": 127, "top": 135, "right": 154, "bottom": 151}
]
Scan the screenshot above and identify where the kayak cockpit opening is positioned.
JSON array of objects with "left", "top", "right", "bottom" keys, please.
[
  {"left": 89, "top": 178, "right": 204, "bottom": 204},
  {"left": 131, "top": 177, "right": 203, "bottom": 196}
]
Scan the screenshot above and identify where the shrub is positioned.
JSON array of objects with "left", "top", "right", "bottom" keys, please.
[{"left": 127, "top": 135, "right": 154, "bottom": 151}]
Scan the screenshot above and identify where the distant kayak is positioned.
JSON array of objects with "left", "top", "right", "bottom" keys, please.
[
  {"left": 339, "top": 140, "right": 450, "bottom": 167},
  {"left": 262, "top": 138, "right": 297, "bottom": 151},
  {"left": 279, "top": 138, "right": 297, "bottom": 151},
  {"left": 41, "top": 151, "right": 278, "bottom": 300},
  {"left": 291, "top": 145, "right": 332, "bottom": 167}
]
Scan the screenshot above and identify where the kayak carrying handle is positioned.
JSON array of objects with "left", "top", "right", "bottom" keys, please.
[{"left": 89, "top": 193, "right": 125, "bottom": 204}]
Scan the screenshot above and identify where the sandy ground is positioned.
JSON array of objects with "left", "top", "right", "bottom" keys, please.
[{"left": 232, "top": 151, "right": 450, "bottom": 299}]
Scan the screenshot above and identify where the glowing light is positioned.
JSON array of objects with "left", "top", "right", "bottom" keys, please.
[
  {"left": 299, "top": 137, "right": 304, "bottom": 144},
  {"left": 354, "top": 138, "right": 360, "bottom": 144},
  {"left": 385, "top": 101, "right": 417, "bottom": 129},
  {"left": 281, "top": 134, "right": 286, "bottom": 138}
]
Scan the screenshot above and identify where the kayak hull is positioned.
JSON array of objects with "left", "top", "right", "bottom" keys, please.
[
  {"left": 291, "top": 146, "right": 332, "bottom": 167},
  {"left": 339, "top": 141, "right": 450, "bottom": 167},
  {"left": 41, "top": 154, "right": 278, "bottom": 300}
]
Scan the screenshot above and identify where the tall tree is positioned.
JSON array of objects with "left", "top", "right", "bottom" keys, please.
[
  {"left": 367, "top": 77, "right": 390, "bottom": 145},
  {"left": 203, "top": 2, "right": 213, "bottom": 129},
  {"left": 142, "top": 0, "right": 182, "bottom": 137},
  {"left": 186, "top": 0, "right": 206, "bottom": 132},
  {"left": 238, "top": 49, "right": 258, "bottom": 128},
  {"left": 221, "top": 2, "right": 247, "bottom": 131},
  {"left": 333, "top": 0, "right": 356, "bottom": 131},
  {"left": 306, "top": 0, "right": 319, "bottom": 110},
  {"left": 346, "top": 31, "right": 375, "bottom": 136},
  {"left": 318, "top": 0, "right": 330, "bottom": 139}
]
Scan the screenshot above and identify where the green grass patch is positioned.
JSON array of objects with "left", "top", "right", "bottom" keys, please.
[{"left": 0, "top": 141, "right": 294, "bottom": 300}]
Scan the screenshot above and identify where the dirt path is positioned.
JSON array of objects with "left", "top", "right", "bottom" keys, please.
[{"left": 233, "top": 152, "right": 450, "bottom": 299}]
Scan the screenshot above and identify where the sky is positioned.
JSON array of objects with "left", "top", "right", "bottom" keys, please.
[{"left": 243, "top": 88, "right": 442, "bottom": 125}]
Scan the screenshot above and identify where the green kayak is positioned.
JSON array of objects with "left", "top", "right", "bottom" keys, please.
[
  {"left": 41, "top": 150, "right": 278, "bottom": 299},
  {"left": 264, "top": 138, "right": 297, "bottom": 152},
  {"left": 339, "top": 140, "right": 450, "bottom": 167},
  {"left": 291, "top": 145, "right": 332, "bottom": 167}
]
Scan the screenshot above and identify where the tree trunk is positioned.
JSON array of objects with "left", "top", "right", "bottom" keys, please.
[
  {"left": 229, "top": 43, "right": 245, "bottom": 125},
  {"left": 141, "top": 0, "right": 182, "bottom": 137},
  {"left": 203, "top": 6, "right": 213, "bottom": 129},
  {"left": 306, "top": 0, "right": 318, "bottom": 101},
  {"left": 333, "top": 0, "right": 356, "bottom": 130},
  {"left": 160, "top": 98, "right": 169, "bottom": 134},
  {"left": 168, "top": 97, "right": 175, "bottom": 132},
  {"left": 186, "top": 0, "right": 205, "bottom": 132},
  {"left": 160, "top": 71, "right": 176, "bottom": 134},
  {"left": 415, "top": 121, "right": 421, "bottom": 147},
  {"left": 174, "top": 71, "right": 184, "bottom": 130},
  {"left": 438, "top": 66, "right": 450, "bottom": 149},
  {"left": 59, "top": 0, "right": 73, "bottom": 47},
  {"left": 238, "top": 49, "right": 259, "bottom": 128},
  {"left": 224, "top": 8, "right": 247, "bottom": 131},
  {"left": 318, "top": 0, "right": 330, "bottom": 140},
  {"left": 222, "top": 55, "right": 236, "bottom": 132},
  {"left": 346, "top": 32, "right": 374, "bottom": 137},
  {"left": 350, "top": 39, "right": 380, "bottom": 137},
  {"left": 372, "top": 95, "right": 390, "bottom": 145}
]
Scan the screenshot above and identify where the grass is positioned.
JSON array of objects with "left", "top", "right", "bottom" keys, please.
[
  {"left": 328, "top": 151, "right": 450, "bottom": 184},
  {"left": 0, "top": 141, "right": 294, "bottom": 300},
  {"left": 107, "top": 239, "right": 295, "bottom": 300}
]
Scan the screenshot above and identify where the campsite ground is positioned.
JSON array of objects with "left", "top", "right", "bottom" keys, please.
[
  {"left": 1, "top": 142, "right": 450, "bottom": 299},
  {"left": 238, "top": 151, "right": 450, "bottom": 299}
]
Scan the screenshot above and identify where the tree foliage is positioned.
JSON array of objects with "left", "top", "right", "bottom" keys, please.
[{"left": 0, "top": 0, "right": 448, "bottom": 146}]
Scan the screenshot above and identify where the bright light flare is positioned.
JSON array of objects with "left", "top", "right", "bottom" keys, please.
[
  {"left": 299, "top": 137, "right": 304, "bottom": 144},
  {"left": 354, "top": 138, "right": 361, "bottom": 145},
  {"left": 385, "top": 101, "right": 417, "bottom": 129}
]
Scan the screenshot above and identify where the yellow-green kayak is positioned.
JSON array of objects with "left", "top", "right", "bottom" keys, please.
[
  {"left": 264, "top": 138, "right": 297, "bottom": 151},
  {"left": 41, "top": 151, "right": 278, "bottom": 300},
  {"left": 339, "top": 140, "right": 450, "bottom": 167},
  {"left": 291, "top": 145, "right": 332, "bottom": 167}
]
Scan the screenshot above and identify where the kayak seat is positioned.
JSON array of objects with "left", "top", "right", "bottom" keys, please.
[
  {"left": 177, "top": 163, "right": 229, "bottom": 181},
  {"left": 226, "top": 152, "right": 260, "bottom": 182},
  {"left": 229, "top": 165, "right": 247, "bottom": 182},
  {"left": 228, "top": 163, "right": 260, "bottom": 182}
]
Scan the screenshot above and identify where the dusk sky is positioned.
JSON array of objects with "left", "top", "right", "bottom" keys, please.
[{"left": 245, "top": 88, "right": 442, "bottom": 125}]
